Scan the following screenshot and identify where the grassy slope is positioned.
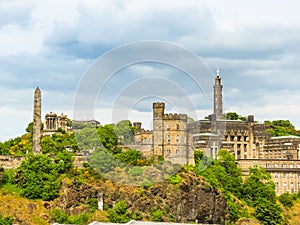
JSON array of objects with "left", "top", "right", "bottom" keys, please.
[
  {"left": 285, "top": 199, "right": 300, "bottom": 225},
  {"left": 0, "top": 184, "right": 49, "bottom": 225}
]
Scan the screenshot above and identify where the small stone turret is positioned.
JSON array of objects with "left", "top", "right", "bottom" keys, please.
[
  {"left": 32, "top": 87, "right": 42, "bottom": 154},
  {"left": 153, "top": 102, "right": 165, "bottom": 119}
]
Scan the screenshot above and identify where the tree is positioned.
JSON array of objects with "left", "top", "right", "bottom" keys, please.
[
  {"left": 97, "top": 124, "right": 120, "bottom": 153},
  {"left": 217, "top": 149, "right": 242, "bottom": 196},
  {"left": 115, "top": 149, "right": 144, "bottom": 165},
  {"left": 278, "top": 192, "right": 294, "bottom": 208},
  {"left": 54, "top": 150, "right": 74, "bottom": 173},
  {"left": 108, "top": 201, "right": 131, "bottom": 223},
  {"left": 255, "top": 198, "right": 282, "bottom": 225},
  {"left": 242, "top": 165, "right": 276, "bottom": 206},
  {"left": 88, "top": 148, "right": 120, "bottom": 173},
  {"left": 14, "top": 154, "right": 62, "bottom": 200},
  {"left": 25, "top": 122, "right": 33, "bottom": 133},
  {"left": 225, "top": 112, "right": 246, "bottom": 121},
  {"left": 264, "top": 120, "right": 300, "bottom": 137},
  {"left": 74, "top": 127, "right": 102, "bottom": 151},
  {"left": 114, "top": 120, "right": 135, "bottom": 144}
]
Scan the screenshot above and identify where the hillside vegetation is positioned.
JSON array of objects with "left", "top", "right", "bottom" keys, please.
[{"left": 0, "top": 119, "right": 300, "bottom": 224}]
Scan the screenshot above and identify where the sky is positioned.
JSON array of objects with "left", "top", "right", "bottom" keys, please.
[{"left": 1, "top": 0, "right": 300, "bottom": 141}]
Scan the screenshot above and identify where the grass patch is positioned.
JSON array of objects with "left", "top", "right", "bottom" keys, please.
[{"left": 1, "top": 183, "right": 22, "bottom": 195}]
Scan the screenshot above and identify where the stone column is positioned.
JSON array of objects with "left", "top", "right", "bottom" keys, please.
[
  {"left": 32, "top": 87, "right": 42, "bottom": 154},
  {"left": 214, "top": 73, "right": 223, "bottom": 120}
]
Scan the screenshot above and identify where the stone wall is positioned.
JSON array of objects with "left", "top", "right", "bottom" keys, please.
[{"left": 0, "top": 156, "right": 24, "bottom": 169}]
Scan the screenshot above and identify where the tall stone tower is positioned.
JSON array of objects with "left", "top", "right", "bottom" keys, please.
[
  {"left": 214, "top": 70, "right": 223, "bottom": 119},
  {"left": 32, "top": 87, "right": 42, "bottom": 154},
  {"left": 152, "top": 102, "right": 165, "bottom": 156}
]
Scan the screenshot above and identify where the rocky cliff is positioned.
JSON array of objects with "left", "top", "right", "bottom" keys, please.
[{"left": 53, "top": 171, "right": 228, "bottom": 224}]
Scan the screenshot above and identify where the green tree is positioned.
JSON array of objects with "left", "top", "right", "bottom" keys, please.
[
  {"left": 225, "top": 112, "right": 246, "bottom": 121},
  {"left": 74, "top": 127, "right": 101, "bottom": 151},
  {"left": 242, "top": 165, "right": 276, "bottom": 206},
  {"left": 194, "top": 150, "right": 204, "bottom": 165},
  {"left": 278, "top": 192, "right": 294, "bottom": 208},
  {"left": 114, "top": 120, "right": 135, "bottom": 144},
  {"left": 108, "top": 201, "right": 131, "bottom": 223},
  {"left": 14, "top": 154, "right": 62, "bottom": 200},
  {"left": 97, "top": 124, "right": 120, "bottom": 153},
  {"left": 264, "top": 120, "right": 300, "bottom": 137},
  {"left": 217, "top": 149, "right": 242, "bottom": 196},
  {"left": 255, "top": 198, "right": 282, "bottom": 225},
  {"left": 0, "top": 215, "right": 12, "bottom": 225},
  {"left": 88, "top": 148, "right": 120, "bottom": 173},
  {"left": 115, "top": 149, "right": 144, "bottom": 165},
  {"left": 25, "top": 122, "right": 33, "bottom": 133},
  {"left": 54, "top": 150, "right": 74, "bottom": 173}
]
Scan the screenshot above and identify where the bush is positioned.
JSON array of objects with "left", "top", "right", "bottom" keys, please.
[
  {"left": 128, "top": 167, "right": 143, "bottom": 176},
  {"left": 167, "top": 174, "right": 182, "bottom": 185},
  {"left": 279, "top": 193, "right": 294, "bottom": 208},
  {"left": 50, "top": 208, "right": 89, "bottom": 225},
  {"left": 0, "top": 215, "right": 12, "bottom": 225},
  {"left": 1, "top": 169, "right": 14, "bottom": 184},
  {"left": 14, "top": 154, "right": 61, "bottom": 200},
  {"left": 108, "top": 201, "right": 131, "bottom": 223},
  {"left": 87, "top": 198, "right": 99, "bottom": 212},
  {"left": 150, "top": 208, "right": 163, "bottom": 222},
  {"left": 255, "top": 199, "right": 282, "bottom": 225},
  {"left": 50, "top": 208, "right": 68, "bottom": 224},
  {"left": 68, "top": 213, "right": 89, "bottom": 225},
  {"left": 140, "top": 179, "right": 153, "bottom": 189}
]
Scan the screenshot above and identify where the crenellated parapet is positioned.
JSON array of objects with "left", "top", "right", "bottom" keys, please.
[{"left": 163, "top": 113, "right": 187, "bottom": 121}]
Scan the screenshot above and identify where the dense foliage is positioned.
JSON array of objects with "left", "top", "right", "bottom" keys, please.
[
  {"left": 264, "top": 119, "right": 300, "bottom": 137},
  {"left": 194, "top": 150, "right": 283, "bottom": 224},
  {"left": 0, "top": 215, "right": 12, "bottom": 225},
  {"left": 225, "top": 112, "right": 246, "bottom": 121},
  {"left": 14, "top": 152, "right": 74, "bottom": 200}
]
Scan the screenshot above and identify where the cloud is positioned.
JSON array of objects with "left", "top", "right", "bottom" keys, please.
[{"left": 2, "top": 0, "right": 300, "bottom": 140}]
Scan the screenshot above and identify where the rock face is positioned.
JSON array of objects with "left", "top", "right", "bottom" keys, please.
[{"left": 53, "top": 171, "right": 228, "bottom": 224}]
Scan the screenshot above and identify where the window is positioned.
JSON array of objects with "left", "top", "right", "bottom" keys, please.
[
  {"left": 283, "top": 182, "right": 287, "bottom": 187},
  {"left": 176, "top": 124, "right": 179, "bottom": 130},
  {"left": 274, "top": 163, "right": 278, "bottom": 168},
  {"left": 283, "top": 172, "right": 286, "bottom": 178},
  {"left": 266, "top": 163, "right": 270, "bottom": 168},
  {"left": 282, "top": 164, "right": 286, "bottom": 168},
  {"left": 291, "top": 182, "right": 294, "bottom": 188},
  {"left": 290, "top": 172, "right": 293, "bottom": 178},
  {"left": 176, "top": 135, "right": 180, "bottom": 143},
  {"left": 176, "top": 149, "right": 179, "bottom": 155},
  {"left": 237, "top": 136, "right": 241, "bottom": 142},
  {"left": 167, "top": 125, "right": 170, "bottom": 131},
  {"left": 275, "top": 182, "right": 279, "bottom": 189},
  {"left": 297, "top": 164, "right": 300, "bottom": 168},
  {"left": 166, "top": 149, "right": 170, "bottom": 156},
  {"left": 230, "top": 136, "right": 234, "bottom": 141},
  {"left": 290, "top": 164, "right": 294, "bottom": 168},
  {"left": 274, "top": 172, "right": 279, "bottom": 178},
  {"left": 167, "top": 135, "right": 170, "bottom": 144}
]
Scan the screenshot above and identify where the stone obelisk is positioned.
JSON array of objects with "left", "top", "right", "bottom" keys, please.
[{"left": 32, "top": 87, "right": 41, "bottom": 154}]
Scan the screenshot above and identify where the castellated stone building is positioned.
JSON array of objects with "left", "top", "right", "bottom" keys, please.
[
  {"left": 133, "top": 73, "right": 300, "bottom": 195},
  {"left": 134, "top": 102, "right": 194, "bottom": 165}
]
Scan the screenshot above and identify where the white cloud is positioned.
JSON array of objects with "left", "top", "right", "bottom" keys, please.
[{"left": 1, "top": 0, "right": 300, "bottom": 140}]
